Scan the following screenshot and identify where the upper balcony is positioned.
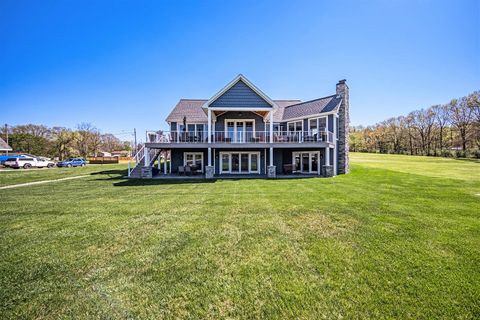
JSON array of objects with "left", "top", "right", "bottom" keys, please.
[{"left": 145, "top": 130, "right": 334, "bottom": 148}]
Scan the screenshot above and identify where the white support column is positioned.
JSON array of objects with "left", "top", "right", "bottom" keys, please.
[
  {"left": 158, "top": 150, "right": 161, "bottom": 170},
  {"left": 325, "top": 147, "right": 330, "bottom": 166},
  {"left": 269, "top": 147, "right": 273, "bottom": 166},
  {"left": 269, "top": 111, "right": 274, "bottom": 143},
  {"left": 169, "top": 150, "right": 172, "bottom": 174},
  {"left": 317, "top": 151, "right": 321, "bottom": 176},
  {"left": 144, "top": 147, "right": 150, "bottom": 166},
  {"left": 163, "top": 150, "right": 167, "bottom": 175},
  {"left": 208, "top": 147, "right": 212, "bottom": 166},
  {"left": 207, "top": 107, "right": 212, "bottom": 143}
]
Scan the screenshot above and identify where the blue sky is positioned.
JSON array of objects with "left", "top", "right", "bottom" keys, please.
[{"left": 1, "top": 0, "right": 479, "bottom": 141}]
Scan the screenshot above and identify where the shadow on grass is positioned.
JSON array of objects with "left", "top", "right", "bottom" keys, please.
[
  {"left": 112, "top": 178, "right": 218, "bottom": 186},
  {"left": 453, "top": 158, "right": 480, "bottom": 163}
]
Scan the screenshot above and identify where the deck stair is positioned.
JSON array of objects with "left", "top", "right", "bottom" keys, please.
[{"left": 127, "top": 146, "right": 161, "bottom": 178}]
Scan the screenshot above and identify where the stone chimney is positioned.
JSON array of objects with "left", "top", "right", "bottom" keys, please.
[{"left": 336, "top": 79, "right": 349, "bottom": 174}]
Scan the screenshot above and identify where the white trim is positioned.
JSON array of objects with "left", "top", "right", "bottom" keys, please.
[
  {"left": 287, "top": 120, "right": 304, "bottom": 132},
  {"left": 307, "top": 116, "right": 327, "bottom": 132},
  {"left": 184, "top": 152, "right": 204, "bottom": 172},
  {"left": 269, "top": 112, "right": 273, "bottom": 143},
  {"left": 207, "top": 109, "right": 212, "bottom": 143},
  {"left": 208, "top": 107, "right": 272, "bottom": 111},
  {"left": 202, "top": 74, "right": 278, "bottom": 109},
  {"left": 292, "top": 151, "right": 320, "bottom": 174},
  {"left": 219, "top": 151, "right": 261, "bottom": 174}
]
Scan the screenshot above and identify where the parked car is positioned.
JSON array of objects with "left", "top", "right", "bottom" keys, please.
[
  {"left": 0, "top": 154, "right": 26, "bottom": 166},
  {"left": 56, "top": 158, "right": 87, "bottom": 168},
  {"left": 4, "top": 157, "right": 55, "bottom": 169}
]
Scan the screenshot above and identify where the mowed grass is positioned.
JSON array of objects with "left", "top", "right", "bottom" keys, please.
[
  {"left": 0, "top": 154, "right": 479, "bottom": 319},
  {"left": 0, "top": 164, "right": 127, "bottom": 187}
]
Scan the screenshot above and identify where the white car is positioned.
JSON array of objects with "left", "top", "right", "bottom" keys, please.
[{"left": 4, "top": 157, "right": 55, "bottom": 169}]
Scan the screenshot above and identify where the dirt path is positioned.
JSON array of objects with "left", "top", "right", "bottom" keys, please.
[{"left": 0, "top": 175, "right": 89, "bottom": 190}]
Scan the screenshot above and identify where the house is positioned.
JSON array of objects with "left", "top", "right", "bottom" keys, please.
[
  {"left": 0, "top": 137, "right": 12, "bottom": 153},
  {"left": 130, "top": 74, "right": 349, "bottom": 178}
]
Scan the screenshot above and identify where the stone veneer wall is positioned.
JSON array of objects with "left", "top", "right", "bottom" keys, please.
[{"left": 336, "top": 80, "right": 350, "bottom": 174}]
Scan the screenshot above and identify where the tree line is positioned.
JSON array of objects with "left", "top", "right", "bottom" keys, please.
[
  {"left": 1, "top": 123, "right": 132, "bottom": 160},
  {"left": 350, "top": 91, "right": 480, "bottom": 158}
]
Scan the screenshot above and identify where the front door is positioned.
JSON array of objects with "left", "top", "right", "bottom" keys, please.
[
  {"left": 220, "top": 152, "right": 260, "bottom": 174},
  {"left": 292, "top": 151, "right": 320, "bottom": 174}
]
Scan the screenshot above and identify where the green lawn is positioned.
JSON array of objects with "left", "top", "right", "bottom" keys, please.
[
  {"left": 0, "top": 153, "right": 478, "bottom": 319},
  {"left": 0, "top": 164, "right": 127, "bottom": 187}
]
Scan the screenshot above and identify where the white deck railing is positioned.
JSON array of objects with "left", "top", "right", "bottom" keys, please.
[
  {"left": 145, "top": 130, "right": 334, "bottom": 144},
  {"left": 127, "top": 145, "right": 158, "bottom": 177}
]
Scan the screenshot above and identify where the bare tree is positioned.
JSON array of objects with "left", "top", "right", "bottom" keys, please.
[
  {"left": 100, "top": 134, "right": 123, "bottom": 152},
  {"left": 431, "top": 104, "right": 450, "bottom": 153},
  {"left": 449, "top": 98, "right": 474, "bottom": 151},
  {"left": 76, "top": 123, "right": 101, "bottom": 157}
]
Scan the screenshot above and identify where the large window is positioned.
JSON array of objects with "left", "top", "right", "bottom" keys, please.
[
  {"left": 287, "top": 120, "right": 303, "bottom": 132},
  {"left": 182, "top": 124, "right": 205, "bottom": 142},
  {"left": 308, "top": 117, "right": 327, "bottom": 134},
  {"left": 224, "top": 119, "right": 255, "bottom": 143},
  {"left": 220, "top": 152, "right": 260, "bottom": 174},
  {"left": 183, "top": 152, "right": 203, "bottom": 172},
  {"left": 292, "top": 151, "right": 320, "bottom": 174}
]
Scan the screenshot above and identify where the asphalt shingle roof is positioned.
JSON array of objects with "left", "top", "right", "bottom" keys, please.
[
  {"left": 281, "top": 95, "right": 341, "bottom": 120},
  {"left": 165, "top": 96, "right": 341, "bottom": 123}
]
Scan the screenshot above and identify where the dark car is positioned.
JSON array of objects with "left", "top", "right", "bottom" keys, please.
[{"left": 56, "top": 158, "right": 87, "bottom": 168}]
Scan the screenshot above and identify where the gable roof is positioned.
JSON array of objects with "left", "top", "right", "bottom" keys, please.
[
  {"left": 204, "top": 74, "right": 278, "bottom": 109},
  {"left": 281, "top": 95, "right": 342, "bottom": 120},
  {"left": 0, "top": 137, "right": 12, "bottom": 151},
  {"left": 166, "top": 99, "right": 302, "bottom": 123},
  {"left": 165, "top": 96, "right": 340, "bottom": 123}
]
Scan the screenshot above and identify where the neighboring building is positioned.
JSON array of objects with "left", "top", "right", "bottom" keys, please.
[
  {"left": 111, "top": 150, "right": 130, "bottom": 157},
  {"left": 131, "top": 74, "right": 349, "bottom": 178},
  {"left": 0, "top": 137, "right": 12, "bottom": 153},
  {"left": 97, "top": 151, "right": 112, "bottom": 157}
]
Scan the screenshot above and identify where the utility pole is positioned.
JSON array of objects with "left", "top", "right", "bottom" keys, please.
[
  {"left": 133, "top": 128, "right": 137, "bottom": 158},
  {"left": 4, "top": 124, "right": 8, "bottom": 155}
]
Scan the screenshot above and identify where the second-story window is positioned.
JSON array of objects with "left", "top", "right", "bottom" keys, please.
[
  {"left": 179, "top": 123, "right": 206, "bottom": 142},
  {"left": 308, "top": 117, "right": 327, "bottom": 135},
  {"left": 287, "top": 120, "right": 303, "bottom": 132}
]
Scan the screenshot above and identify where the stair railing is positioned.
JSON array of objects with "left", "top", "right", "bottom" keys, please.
[{"left": 127, "top": 145, "right": 145, "bottom": 177}]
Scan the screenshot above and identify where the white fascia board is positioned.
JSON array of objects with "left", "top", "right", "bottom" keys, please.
[{"left": 208, "top": 107, "right": 272, "bottom": 111}]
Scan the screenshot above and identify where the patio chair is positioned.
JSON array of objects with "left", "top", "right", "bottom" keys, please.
[
  {"left": 283, "top": 164, "right": 294, "bottom": 174},
  {"left": 178, "top": 166, "right": 185, "bottom": 175},
  {"left": 185, "top": 166, "right": 192, "bottom": 175}
]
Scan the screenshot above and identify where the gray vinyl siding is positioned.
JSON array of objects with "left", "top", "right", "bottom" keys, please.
[
  {"left": 210, "top": 80, "right": 272, "bottom": 108},
  {"left": 328, "top": 115, "right": 334, "bottom": 133},
  {"left": 274, "top": 148, "right": 326, "bottom": 175},
  {"left": 215, "top": 111, "right": 266, "bottom": 132},
  {"left": 170, "top": 149, "right": 207, "bottom": 174}
]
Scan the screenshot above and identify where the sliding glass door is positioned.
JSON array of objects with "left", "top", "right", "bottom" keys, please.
[
  {"left": 225, "top": 120, "right": 255, "bottom": 143},
  {"left": 220, "top": 152, "right": 260, "bottom": 174},
  {"left": 292, "top": 151, "right": 320, "bottom": 174}
]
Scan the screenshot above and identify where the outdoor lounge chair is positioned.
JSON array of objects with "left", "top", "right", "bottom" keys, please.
[{"left": 178, "top": 166, "right": 185, "bottom": 175}]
